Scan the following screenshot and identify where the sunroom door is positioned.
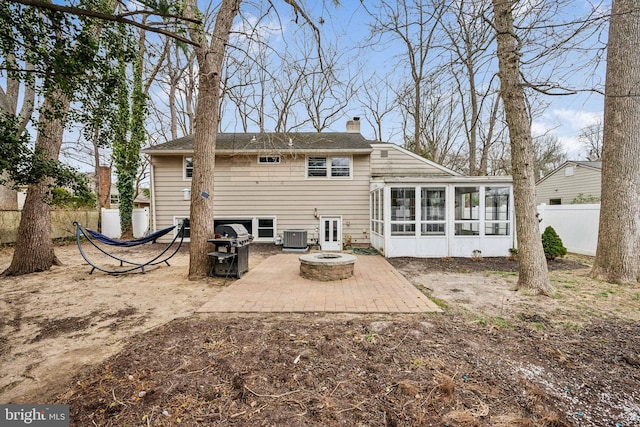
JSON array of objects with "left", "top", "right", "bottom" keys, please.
[{"left": 320, "top": 216, "right": 342, "bottom": 251}]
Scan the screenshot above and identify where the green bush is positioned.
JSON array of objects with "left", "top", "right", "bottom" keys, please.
[
  {"left": 52, "top": 186, "right": 96, "bottom": 209},
  {"left": 541, "top": 226, "right": 567, "bottom": 260}
]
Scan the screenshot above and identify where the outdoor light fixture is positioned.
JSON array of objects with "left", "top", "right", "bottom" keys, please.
[{"left": 181, "top": 188, "right": 191, "bottom": 200}]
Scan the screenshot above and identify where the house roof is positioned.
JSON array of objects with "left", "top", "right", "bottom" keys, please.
[
  {"left": 536, "top": 160, "right": 602, "bottom": 185},
  {"left": 143, "top": 132, "right": 375, "bottom": 155}
]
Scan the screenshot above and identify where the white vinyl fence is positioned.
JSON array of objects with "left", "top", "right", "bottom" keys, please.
[
  {"left": 537, "top": 203, "right": 600, "bottom": 256},
  {"left": 101, "top": 208, "right": 150, "bottom": 238}
]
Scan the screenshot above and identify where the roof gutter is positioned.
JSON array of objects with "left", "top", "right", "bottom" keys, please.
[{"left": 142, "top": 148, "right": 374, "bottom": 155}]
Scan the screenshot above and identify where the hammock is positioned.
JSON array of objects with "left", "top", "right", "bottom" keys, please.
[
  {"left": 82, "top": 225, "right": 175, "bottom": 247},
  {"left": 73, "top": 220, "right": 186, "bottom": 274}
]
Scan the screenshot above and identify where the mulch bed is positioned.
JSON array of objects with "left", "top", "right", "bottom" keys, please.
[{"left": 59, "top": 314, "right": 639, "bottom": 426}]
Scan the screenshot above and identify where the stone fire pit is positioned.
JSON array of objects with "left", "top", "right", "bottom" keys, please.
[{"left": 299, "top": 253, "right": 357, "bottom": 281}]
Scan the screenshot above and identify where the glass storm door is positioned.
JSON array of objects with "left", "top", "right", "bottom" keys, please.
[{"left": 320, "top": 217, "right": 342, "bottom": 251}]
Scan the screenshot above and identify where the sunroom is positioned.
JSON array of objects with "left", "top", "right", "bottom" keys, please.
[{"left": 370, "top": 177, "right": 515, "bottom": 258}]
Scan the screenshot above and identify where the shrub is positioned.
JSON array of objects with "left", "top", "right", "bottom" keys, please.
[{"left": 541, "top": 226, "right": 567, "bottom": 260}]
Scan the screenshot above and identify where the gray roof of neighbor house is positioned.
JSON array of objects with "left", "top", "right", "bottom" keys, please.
[{"left": 143, "top": 132, "right": 376, "bottom": 155}]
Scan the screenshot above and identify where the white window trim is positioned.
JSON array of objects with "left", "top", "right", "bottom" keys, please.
[
  {"left": 213, "top": 216, "right": 278, "bottom": 242},
  {"left": 305, "top": 155, "right": 353, "bottom": 179},
  {"left": 420, "top": 187, "right": 447, "bottom": 236},
  {"left": 173, "top": 216, "right": 190, "bottom": 242},
  {"left": 255, "top": 216, "right": 277, "bottom": 241},
  {"left": 390, "top": 187, "right": 416, "bottom": 236},
  {"left": 183, "top": 156, "right": 193, "bottom": 181}
]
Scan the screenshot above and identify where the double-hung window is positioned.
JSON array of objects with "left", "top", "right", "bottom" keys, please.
[
  {"left": 184, "top": 156, "right": 193, "bottom": 179},
  {"left": 307, "top": 156, "right": 351, "bottom": 178}
]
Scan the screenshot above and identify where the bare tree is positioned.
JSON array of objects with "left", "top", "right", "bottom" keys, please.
[
  {"left": 579, "top": 120, "right": 603, "bottom": 161},
  {"left": 356, "top": 73, "right": 398, "bottom": 142},
  {"left": 442, "top": 0, "right": 499, "bottom": 175},
  {"left": 492, "top": 0, "right": 552, "bottom": 294},
  {"left": 299, "top": 43, "right": 361, "bottom": 132},
  {"left": 182, "top": 0, "right": 241, "bottom": 279},
  {"left": 533, "top": 134, "right": 568, "bottom": 179},
  {"left": 591, "top": 0, "right": 640, "bottom": 284},
  {"left": 363, "top": 0, "right": 447, "bottom": 155},
  {"left": 399, "top": 81, "right": 465, "bottom": 168}
]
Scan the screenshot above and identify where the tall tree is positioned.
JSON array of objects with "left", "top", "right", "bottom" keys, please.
[
  {"left": 442, "top": 0, "right": 497, "bottom": 175},
  {"left": 591, "top": 0, "right": 640, "bottom": 284},
  {"left": 2, "top": 2, "right": 111, "bottom": 275},
  {"left": 363, "top": 0, "right": 447, "bottom": 155},
  {"left": 183, "top": 0, "right": 242, "bottom": 279},
  {"left": 1, "top": 0, "right": 193, "bottom": 275},
  {"left": 182, "top": 0, "right": 326, "bottom": 278},
  {"left": 492, "top": 0, "right": 553, "bottom": 295}
]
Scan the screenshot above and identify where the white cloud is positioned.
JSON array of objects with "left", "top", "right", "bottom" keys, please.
[
  {"left": 532, "top": 108, "right": 603, "bottom": 160},
  {"left": 558, "top": 135, "right": 585, "bottom": 159},
  {"left": 550, "top": 109, "right": 602, "bottom": 133}
]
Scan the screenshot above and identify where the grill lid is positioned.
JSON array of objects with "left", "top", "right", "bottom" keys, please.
[{"left": 215, "top": 223, "right": 250, "bottom": 239}]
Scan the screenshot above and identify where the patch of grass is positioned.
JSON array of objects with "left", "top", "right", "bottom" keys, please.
[
  {"left": 473, "top": 314, "right": 487, "bottom": 326},
  {"left": 633, "top": 293, "right": 640, "bottom": 301},
  {"left": 429, "top": 297, "right": 449, "bottom": 309},
  {"left": 493, "top": 316, "right": 513, "bottom": 329},
  {"left": 531, "top": 322, "right": 545, "bottom": 331}
]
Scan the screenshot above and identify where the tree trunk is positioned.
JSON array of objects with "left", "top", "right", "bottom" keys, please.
[
  {"left": 3, "top": 93, "right": 68, "bottom": 276},
  {"left": 591, "top": 0, "right": 640, "bottom": 284},
  {"left": 184, "top": 0, "right": 241, "bottom": 279},
  {"left": 492, "top": 0, "right": 552, "bottom": 295}
]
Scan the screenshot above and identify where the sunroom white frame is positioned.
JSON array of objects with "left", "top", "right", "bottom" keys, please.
[{"left": 370, "top": 177, "right": 515, "bottom": 258}]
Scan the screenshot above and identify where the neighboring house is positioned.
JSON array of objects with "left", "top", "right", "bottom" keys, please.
[
  {"left": 143, "top": 119, "right": 515, "bottom": 257},
  {"left": 536, "top": 161, "right": 602, "bottom": 205}
]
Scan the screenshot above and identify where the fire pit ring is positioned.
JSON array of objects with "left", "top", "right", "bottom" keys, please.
[{"left": 299, "top": 253, "right": 357, "bottom": 281}]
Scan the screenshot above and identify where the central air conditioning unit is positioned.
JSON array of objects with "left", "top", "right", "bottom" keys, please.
[{"left": 283, "top": 229, "right": 308, "bottom": 251}]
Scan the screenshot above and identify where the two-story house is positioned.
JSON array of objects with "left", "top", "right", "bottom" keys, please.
[{"left": 142, "top": 119, "right": 515, "bottom": 257}]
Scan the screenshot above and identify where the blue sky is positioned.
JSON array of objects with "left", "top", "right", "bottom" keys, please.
[
  {"left": 260, "top": 0, "right": 609, "bottom": 159},
  {"left": 44, "top": 0, "right": 609, "bottom": 171}
]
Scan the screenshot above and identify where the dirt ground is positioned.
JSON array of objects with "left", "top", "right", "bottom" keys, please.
[{"left": 1, "top": 243, "right": 639, "bottom": 426}]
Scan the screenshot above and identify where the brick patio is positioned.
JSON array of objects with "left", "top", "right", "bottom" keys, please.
[{"left": 197, "top": 253, "right": 441, "bottom": 313}]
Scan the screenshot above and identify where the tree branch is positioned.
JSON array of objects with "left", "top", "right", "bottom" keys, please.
[{"left": 9, "top": 0, "right": 200, "bottom": 47}]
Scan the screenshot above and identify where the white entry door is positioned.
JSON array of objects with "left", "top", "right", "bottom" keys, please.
[{"left": 320, "top": 216, "right": 342, "bottom": 251}]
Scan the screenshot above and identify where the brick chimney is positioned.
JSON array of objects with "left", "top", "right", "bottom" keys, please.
[
  {"left": 346, "top": 117, "right": 361, "bottom": 134},
  {"left": 98, "top": 165, "right": 111, "bottom": 208}
]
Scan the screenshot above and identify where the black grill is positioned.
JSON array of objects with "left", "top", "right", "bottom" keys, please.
[
  {"left": 214, "top": 224, "right": 252, "bottom": 246},
  {"left": 208, "top": 224, "right": 253, "bottom": 278}
]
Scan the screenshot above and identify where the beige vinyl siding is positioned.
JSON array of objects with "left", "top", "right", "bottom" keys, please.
[
  {"left": 151, "top": 153, "right": 371, "bottom": 244},
  {"left": 536, "top": 164, "right": 601, "bottom": 205},
  {"left": 370, "top": 144, "right": 454, "bottom": 177}
]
